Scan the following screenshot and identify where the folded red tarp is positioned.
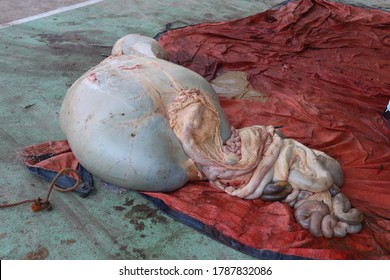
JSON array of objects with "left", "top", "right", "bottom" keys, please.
[
  {"left": 18, "top": 140, "right": 93, "bottom": 197},
  {"left": 19, "top": 0, "right": 390, "bottom": 259}
]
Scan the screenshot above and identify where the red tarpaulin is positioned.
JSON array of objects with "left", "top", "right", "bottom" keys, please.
[
  {"left": 145, "top": 0, "right": 390, "bottom": 259},
  {"left": 19, "top": 0, "right": 390, "bottom": 259}
]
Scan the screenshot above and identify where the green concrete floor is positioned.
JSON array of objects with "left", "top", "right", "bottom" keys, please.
[{"left": 0, "top": 0, "right": 388, "bottom": 260}]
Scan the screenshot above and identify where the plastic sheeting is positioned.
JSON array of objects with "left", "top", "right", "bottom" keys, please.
[{"left": 145, "top": 0, "right": 390, "bottom": 259}]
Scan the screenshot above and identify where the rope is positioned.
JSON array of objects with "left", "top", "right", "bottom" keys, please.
[{"left": 0, "top": 168, "right": 81, "bottom": 211}]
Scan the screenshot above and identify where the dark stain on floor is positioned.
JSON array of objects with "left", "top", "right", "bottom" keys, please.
[
  {"left": 123, "top": 198, "right": 134, "bottom": 206},
  {"left": 114, "top": 206, "right": 126, "bottom": 211},
  {"left": 127, "top": 204, "right": 168, "bottom": 222},
  {"left": 114, "top": 198, "right": 135, "bottom": 212},
  {"left": 23, "top": 246, "right": 49, "bottom": 260},
  {"left": 33, "top": 30, "right": 111, "bottom": 56},
  {"left": 129, "top": 219, "right": 145, "bottom": 231},
  {"left": 132, "top": 248, "right": 146, "bottom": 259},
  {"left": 26, "top": 30, "right": 112, "bottom": 77},
  {"left": 60, "top": 239, "right": 77, "bottom": 245},
  {"left": 123, "top": 203, "right": 169, "bottom": 231}
]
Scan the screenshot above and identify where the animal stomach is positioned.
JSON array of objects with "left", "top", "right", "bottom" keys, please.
[{"left": 60, "top": 55, "right": 231, "bottom": 191}]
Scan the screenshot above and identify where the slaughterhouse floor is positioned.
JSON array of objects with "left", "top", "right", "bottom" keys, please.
[{"left": 0, "top": 0, "right": 388, "bottom": 259}]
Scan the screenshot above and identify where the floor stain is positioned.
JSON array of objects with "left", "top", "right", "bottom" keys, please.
[
  {"left": 123, "top": 198, "right": 134, "bottom": 206},
  {"left": 114, "top": 206, "right": 126, "bottom": 211},
  {"left": 60, "top": 239, "right": 77, "bottom": 245},
  {"left": 112, "top": 244, "right": 148, "bottom": 259},
  {"left": 23, "top": 246, "right": 49, "bottom": 260},
  {"left": 151, "top": 215, "right": 168, "bottom": 225},
  {"left": 129, "top": 219, "right": 145, "bottom": 231},
  {"left": 132, "top": 248, "right": 146, "bottom": 259},
  {"left": 124, "top": 203, "right": 168, "bottom": 230},
  {"left": 29, "top": 30, "right": 112, "bottom": 75}
]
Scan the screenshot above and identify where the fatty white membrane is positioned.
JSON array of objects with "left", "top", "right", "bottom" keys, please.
[{"left": 60, "top": 35, "right": 231, "bottom": 191}]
